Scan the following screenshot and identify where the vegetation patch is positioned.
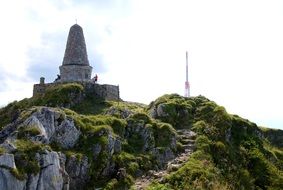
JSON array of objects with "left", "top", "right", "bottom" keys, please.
[
  {"left": 12, "top": 139, "right": 50, "bottom": 179},
  {"left": 17, "top": 126, "right": 41, "bottom": 139},
  {"left": 150, "top": 122, "right": 176, "bottom": 148},
  {"left": 0, "top": 147, "right": 6, "bottom": 155},
  {"left": 1, "top": 91, "right": 283, "bottom": 189},
  {"left": 148, "top": 94, "right": 195, "bottom": 128}
]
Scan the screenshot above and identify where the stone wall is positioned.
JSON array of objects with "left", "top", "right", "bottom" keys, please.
[
  {"left": 82, "top": 82, "right": 120, "bottom": 101},
  {"left": 33, "top": 83, "right": 54, "bottom": 97},
  {"left": 33, "top": 81, "right": 119, "bottom": 101}
]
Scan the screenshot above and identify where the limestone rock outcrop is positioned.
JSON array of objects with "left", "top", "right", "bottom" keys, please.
[
  {"left": 65, "top": 155, "right": 90, "bottom": 190},
  {"left": 0, "top": 107, "right": 81, "bottom": 149},
  {"left": 0, "top": 151, "right": 68, "bottom": 190},
  {"left": 0, "top": 154, "right": 26, "bottom": 190},
  {"left": 125, "top": 119, "right": 155, "bottom": 152},
  {"left": 0, "top": 107, "right": 82, "bottom": 190}
]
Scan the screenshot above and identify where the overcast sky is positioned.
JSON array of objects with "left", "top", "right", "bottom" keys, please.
[{"left": 0, "top": 0, "right": 282, "bottom": 130}]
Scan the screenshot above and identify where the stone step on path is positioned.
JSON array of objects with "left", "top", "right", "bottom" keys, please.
[
  {"left": 180, "top": 138, "right": 195, "bottom": 144},
  {"left": 133, "top": 129, "right": 196, "bottom": 190}
]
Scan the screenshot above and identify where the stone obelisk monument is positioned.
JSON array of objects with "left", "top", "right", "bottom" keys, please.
[
  {"left": 33, "top": 24, "right": 120, "bottom": 101},
  {"left": 59, "top": 24, "right": 93, "bottom": 82}
]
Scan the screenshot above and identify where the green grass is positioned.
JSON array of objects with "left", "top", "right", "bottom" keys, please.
[
  {"left": 104, "top": 174, "right": 134, "bottom": 190},
  {"left": 150, "top": 122, "right": 176, "bottom": 148},
  {"left": 11, "top": 139, "right": 50, "bottom": 179},
  {"left": 0, "top": 147, "right": 6, "bottom": 155},
  {"left": 148, "top": 94, "right": 195, "bottom": 129},
  {"left": 1, "top": 91, "right": 283, "bottom": 189},
  {"left": 17, "top": 126, "right": 41, "bottom": 139},
  {"left": 146, "top": 94, "right": 283, "bottom": 190}
]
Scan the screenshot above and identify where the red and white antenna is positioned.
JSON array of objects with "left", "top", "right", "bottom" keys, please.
[{"left": 185, "top": 51, "right": 190, "bottom": 97}]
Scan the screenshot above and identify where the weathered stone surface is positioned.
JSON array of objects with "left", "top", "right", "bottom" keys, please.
[
  {"left": 59, "top": 65, "right": 92, "bottom": 82},
  {"left": 65, "top": 155, "right": 90, "bottom": 190},
  {"left": 107, "top": 133, "right": 115, "bottom": 155},
  {"left": 62, "top": 24, "right": 89, "bottom": 66},
  {"left": 263, "top": 128, "right": 283, "bottom": 148},
  {"left": 36, "top": 150, "right": 65, "bottom": 190},
  {"left": 59, "top": 24, "right": 92, "bottom": 82},
  {"left": 156, "top": 104, "right": 169, "bottom": 117},
  {"left": 0, "top": 154, "right": 26, "bottom": 190},
  {"left": 149, "top": 103, "right": 170, "bottom": 119},
  {"left": 0, "top": 153, "right": 16, "bottom": 168},
  {"left": 105, "top": 107, "right": 133, "bottom": 119},
  {"left": 0, "top": 107, "right": 81, "bottom": 149},
  {"left": 0, "top": 120, "right": 22, "bottom": 144},
  {"left": 151, "top": 147, "right": 175, "bottom": 167},
  {"left": 0, "top": 153, "right": 67, "bottom": 190},
  {"left": 225, "top": 127, "right": 232, "bottom": 143},
  {"left": 22, "top": 115, "right": 49, "bottom": 143},
  {"left": 116, "top": 168, "right": 127, "bottom": 180},
  {"left": 125, "top": 120, "right": 155, "bottom": 152},
  {"left": 33, "top": 82, "right": 120, "bottom": 101},
  {"left": 31, "top": 108, "right": 57, "bottom": 142},
  {"left": 0, "top": 139, "right": 16, "bottom": 153},
  {"left": 50, "top": 119, "right": 81, "bottom": 149},
  {"left": 26, "top": 173, "right": 39, "bottom": 190},
  {"left": 114, "top": 138, "right": 122, "bottom": 153},
  {"left": 58, "top": 153, "right": 69, "bottom": 190},
  {"left": 99, "top": 133, "right": 119, "bottom": 177},
  {"left": 92, "top": 143, "right": 102, "bottom": 160},
  {"left": 101, "top": 161, "right": 116, "bottom": 177}
]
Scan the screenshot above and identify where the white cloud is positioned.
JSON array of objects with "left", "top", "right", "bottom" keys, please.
[{"left": 0, "top": 0, "right": 282, "bottom": 129}]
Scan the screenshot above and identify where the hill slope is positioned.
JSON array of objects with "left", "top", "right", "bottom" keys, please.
[{"left": 0, "top": 83, "right": 282, "bottom": 190}]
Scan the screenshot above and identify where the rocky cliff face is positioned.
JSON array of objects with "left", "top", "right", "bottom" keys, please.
[
  {"left": 0, "top": 86, "right": 282, "bottom": 190},
  {"left": 0, "top": 107, "right": 80, "bottom": 190},
  {"left": 0, "top": 104, "right": 179, "bottom": 189}
]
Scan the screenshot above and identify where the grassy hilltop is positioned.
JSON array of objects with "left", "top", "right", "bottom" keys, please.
[{"left": 0, "top": 83, "right": 282, "bottom": 190}]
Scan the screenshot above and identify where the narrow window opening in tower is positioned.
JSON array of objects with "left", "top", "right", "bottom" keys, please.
[{"left": 85, "top": 74, "right": 88, "bottom": 79}]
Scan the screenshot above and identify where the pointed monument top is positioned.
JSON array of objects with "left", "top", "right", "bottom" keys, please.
[{"left": 62, "top": 24, "right": 89, "bottom": 66}]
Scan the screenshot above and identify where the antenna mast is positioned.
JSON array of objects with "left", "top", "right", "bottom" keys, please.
[{"left": 185, "top": 51, "right": 190, "bottom": 97}]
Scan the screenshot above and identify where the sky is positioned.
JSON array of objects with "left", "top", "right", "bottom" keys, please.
[{"left": 0, "top": 0, "right": 282, "bottom": 130}]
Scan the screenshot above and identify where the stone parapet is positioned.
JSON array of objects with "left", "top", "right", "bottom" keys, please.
[{"left": 33, "top": 81, "right": 119, "bottom": 101}]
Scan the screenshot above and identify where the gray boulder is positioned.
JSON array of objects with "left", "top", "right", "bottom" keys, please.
[
  {"left": 0, "top": 151, "right": 69, "bottom": 190},
  {"left": 31, "top": 107, "right": 81, "bottom": 148},
  {"left": 151, "top": 147, "right": 175, "bottom": 168},
  {"left": 0, "top": 153, "right": 26, "bottom": 190},
  {"left": 149, "top": 103, "right": 168, "bottom": 118},
  {"left": 105, "top": 107, "right": 133, "bottom": 119},
  {"left": 125, "top": 120, "right": 155, "bottom": 152},
  {"left": 65, "top": 155, "right": 90, "bottom": 190},
  {"left": 50, "top": 118, "right": 80, "bottom": 149},
  {"left": 21, "top": 115, "right": 49, "bottom": 143},
  {"left": 0, "top": 107, "right": 81, "bottom": 149},
  {"left": 35, "top": 150, "right": 66, "bottom": 190},
  {"left": 0, "top": 140, "right": 16, "bottom": 153},
  {"left": 156, "top": 104, "right": 169, "bottom": 117}
]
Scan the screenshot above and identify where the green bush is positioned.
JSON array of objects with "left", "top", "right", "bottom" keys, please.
[
  {"left": 148, "top": 94, "right": 195, "bottom": 128},
  {"left": 152, "top": 122, "right": 176, "bottom": 148},
  {"left": 195, "top": 135, "right": 211, "bottom": 152}
]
